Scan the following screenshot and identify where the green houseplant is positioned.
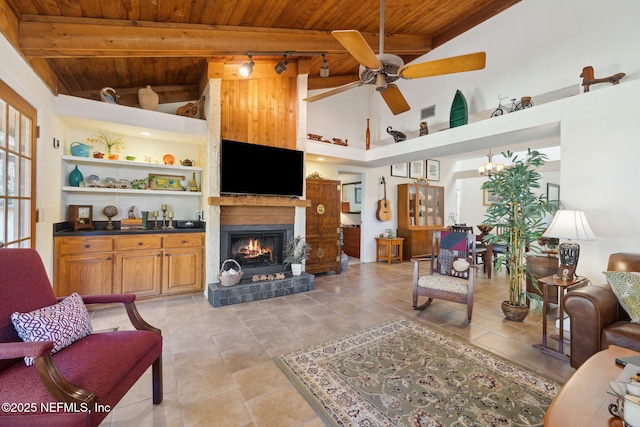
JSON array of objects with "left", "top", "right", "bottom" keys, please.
[
  {"left": 481, "top": 149, "right": 560, "bottom": 320},
  {"left": 283, "top": 235, "right": 311, "bottom": 276}
]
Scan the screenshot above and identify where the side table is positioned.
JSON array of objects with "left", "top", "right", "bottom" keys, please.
[
  {"left": 375, "top": 237, "right": 404, "bottom": 264},
  {"left": 533, "top": 274, "right": 589, "bottom": 359}
]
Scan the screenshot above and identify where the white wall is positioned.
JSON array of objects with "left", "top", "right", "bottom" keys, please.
[{"left": 306, "top": 0, "right": 640, "bottom": 282}]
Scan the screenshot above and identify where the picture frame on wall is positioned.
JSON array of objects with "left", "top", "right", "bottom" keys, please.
[
  {"left": 483, "top": 188, "right": 500, "bottom": 206},
  {"left": 426, "top": 159, "right": 440, "bottom": 181},
  {"left": 547, "top": 183, "right": 560, "bottom": 203},
  {"left": 409, "top": 160, "right": 425, "bottom": 179},
  {"left": 390, "top": 163, "right": 408, "bottom": 178}
]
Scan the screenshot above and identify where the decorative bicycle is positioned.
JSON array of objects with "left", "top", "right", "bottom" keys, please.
[{"left": 490, "top": 96, "right": 533, "bottom": 117}]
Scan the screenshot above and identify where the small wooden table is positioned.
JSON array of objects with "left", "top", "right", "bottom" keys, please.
[
  {"left": 544, "top": 345, "right": 636, "bottom": 426},
  {"left": 375, "top": 237, "right": 404, "bottom": 264},
  {"left": 533, "top": 274, "right": 589, "bottom": 359}
]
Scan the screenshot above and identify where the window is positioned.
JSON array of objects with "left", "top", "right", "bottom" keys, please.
[{"left": 0, "top": 79, "right": 36, "bottom": 248}]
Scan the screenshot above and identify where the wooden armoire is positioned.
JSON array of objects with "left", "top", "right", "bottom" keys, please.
[{"left": 305, "top": 178, "right": 341, "bottom": 274}]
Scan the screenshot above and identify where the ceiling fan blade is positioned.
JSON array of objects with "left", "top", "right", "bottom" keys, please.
[
  {"left": 332, "top": 30, "right": 382, "bottom": 70},
  {"left": 380, "top": 84, "right": 410, "bottom": 115},
  {"left": 304, "top": 81, "right": 364, "bottom": 102},
  {"left": 399, "top": 52, "right": 486, "bottom": 79}
]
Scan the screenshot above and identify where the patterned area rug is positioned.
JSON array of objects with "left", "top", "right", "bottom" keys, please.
[{"left": 274, "top": 317, "right": 560, "bottom": 426}]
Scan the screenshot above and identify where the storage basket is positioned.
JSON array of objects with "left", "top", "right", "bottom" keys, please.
[{"left": 218, "top": 259, "right": 243, "bottom": 287}]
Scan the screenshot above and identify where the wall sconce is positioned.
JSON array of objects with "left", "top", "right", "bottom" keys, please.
[
  {"left": 275, "top": 54, "right": 289, "bottom": 74},
  {"left": 478, "top": 150, "right": 504, "bottom": 176},
  {"left": 320, "top": 53, "right": 330, "bottom": 78},
  {"left": 239, "top": 54, "right": 254, "bottom": 78}
]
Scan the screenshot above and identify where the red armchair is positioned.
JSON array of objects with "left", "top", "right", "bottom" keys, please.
[{"left": 0, "top": 248, "right": 162, "bottom": 426}]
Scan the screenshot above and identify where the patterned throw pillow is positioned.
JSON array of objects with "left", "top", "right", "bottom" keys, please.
[
  {"left": 439, "top": 249, "right": 454, "bottom": 275},
  {"left": 604, "top": 271, "right": 640, "bottom": 323},
  {"left": 11, "top": 293, "right": 93, "bottom": 365}
]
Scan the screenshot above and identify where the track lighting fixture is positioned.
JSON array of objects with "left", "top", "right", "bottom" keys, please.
[
  {"left": 239, "top": 51, "right": 327, "bottom": 77},
  {"left": 320, "top": 53, "right": 330, "bottom": 78},
  {"left": 275, "top": 54, "right": 289, "bottom": 74},
  {"left": 239, "top": 54, "right": 254, "bottom": 78}
]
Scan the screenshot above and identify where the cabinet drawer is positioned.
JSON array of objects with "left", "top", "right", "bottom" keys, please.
[
  {"left": 57, "top": 237, "right": 114, "bottom": 254},
  {"left": 116, "top": 235, "right": 163, "bottom": 251},
  {"left": 164, "top": 233, "right": 204, "bottom": 248}
]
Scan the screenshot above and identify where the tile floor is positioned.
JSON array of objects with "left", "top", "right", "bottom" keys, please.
[{"left": 93, "top": 260, "right": 576, "bottom": 426}]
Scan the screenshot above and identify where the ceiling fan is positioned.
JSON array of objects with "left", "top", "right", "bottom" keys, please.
[{"left": 304, "top": 0, "right": 486, "bottom": 115}]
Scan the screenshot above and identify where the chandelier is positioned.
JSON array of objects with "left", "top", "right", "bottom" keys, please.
[{"left": 478, "top": 150, "right": 504, "bottom": 176}]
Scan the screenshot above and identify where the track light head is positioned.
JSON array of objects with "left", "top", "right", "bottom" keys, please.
[
  {"left": 239, "top": 54, "right": 254, "bottom": 78},
  {"left": 320, "top": 53, "right": 329, "bottom": 78},
  {"left": 275, "top": 54, "right": 289, "bottom": 74}
]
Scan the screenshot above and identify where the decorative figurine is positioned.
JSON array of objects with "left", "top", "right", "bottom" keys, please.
[
  {"left": 580, "top": 66, "right": 625, "bottom": 92},
  {"left": 419, "top": 121, "right": 429, "bottom": 136},
  {"left": 386, "top": 126, "right": 407, "bottom": 143}
]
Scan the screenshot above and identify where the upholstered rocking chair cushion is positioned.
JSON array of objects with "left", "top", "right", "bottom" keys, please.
[{"left": 417, "top": 275, "right": 469, "bottom": 294}]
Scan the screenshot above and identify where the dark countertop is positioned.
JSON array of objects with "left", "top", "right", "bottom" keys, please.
[{"left": 54, "top": 221, "right": 206, "bottom": 236}]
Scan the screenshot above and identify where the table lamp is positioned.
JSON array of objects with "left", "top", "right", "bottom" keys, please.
[{"left": 542, "top": 210, "right": 596, "bottom": 270}]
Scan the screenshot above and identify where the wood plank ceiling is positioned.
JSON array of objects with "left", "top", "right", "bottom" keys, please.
[{"left": 1, "top": 0, "right": 520, "bottom": 106}]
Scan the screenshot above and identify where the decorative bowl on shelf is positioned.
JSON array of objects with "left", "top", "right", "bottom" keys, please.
[
  {"left": 163, "top": 154, "right": 175, "bottom": 165},
  {"left": 125, "top": 156, "right": 136, "bottom": 161},
  {"left": 85, "top": 175, "right": 101, "bottom": 187}
]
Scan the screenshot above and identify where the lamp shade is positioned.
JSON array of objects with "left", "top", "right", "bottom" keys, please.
[{"left": 542, "top": 210, "right": 596, "bottom": 241}]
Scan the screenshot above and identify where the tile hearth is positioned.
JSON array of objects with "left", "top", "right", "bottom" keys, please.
[{"left": 207, "top": 273, "right": 314, "bottom": 307}]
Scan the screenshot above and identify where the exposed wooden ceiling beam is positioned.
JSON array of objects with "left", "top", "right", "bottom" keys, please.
[{"left": 18, "top": 15, "right": 432, "bottom": 58}]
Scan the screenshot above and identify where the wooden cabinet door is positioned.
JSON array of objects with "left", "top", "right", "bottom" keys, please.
[
  {"left": 115, "top": 250, "right": 162, "bottom": 297},
  {"left": 162, "top": 247, "right": 203, "bottom": 295},
  {"left": 57, "top": 253, "right": 113, "bottom": 296},
  {"left": 306, "top": 178, "right": 341, "bottom": 274}
]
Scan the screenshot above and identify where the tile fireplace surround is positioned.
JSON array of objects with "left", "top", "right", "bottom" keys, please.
[{"left": 207, "top": 197, "right": 314, "bottom": 307}]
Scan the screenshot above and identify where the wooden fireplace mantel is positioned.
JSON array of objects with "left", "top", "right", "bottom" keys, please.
[{"left": 208, "top": 196, "right": 311, "bottom": 208}]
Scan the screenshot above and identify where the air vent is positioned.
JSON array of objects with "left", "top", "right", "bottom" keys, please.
[{"left": 420, "top": 105, "right": 436, "bottom": 120}]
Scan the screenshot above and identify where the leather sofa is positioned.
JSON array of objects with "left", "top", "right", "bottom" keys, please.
[{"left": 563, "top": 253, "right": 640, "bottom": 368}]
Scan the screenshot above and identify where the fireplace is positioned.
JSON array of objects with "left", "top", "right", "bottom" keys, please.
[{"left": 220, "top": 224, "right": 294, "bottom": 277}]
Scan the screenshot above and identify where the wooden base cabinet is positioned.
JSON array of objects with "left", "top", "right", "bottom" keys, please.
[
  {"left": 306, "top": 178, "right": 341, "bottom": 275},
  {"left": 342, "top": 226, "right": 361, "bottom": 258},
  {"left": 55, "top": 233, "right": 204, "bottom": 298}
]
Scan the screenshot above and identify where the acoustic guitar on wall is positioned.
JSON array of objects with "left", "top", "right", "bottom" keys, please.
[{"left": 376, "top": 177, "right": 392, "bottom": 221}]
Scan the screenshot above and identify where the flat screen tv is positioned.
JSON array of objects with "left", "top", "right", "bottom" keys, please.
[{"left": 220, "top": 139, "right": 304, "bottom": 197}]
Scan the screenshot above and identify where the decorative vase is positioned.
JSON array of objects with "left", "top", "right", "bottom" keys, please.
[
  {"left": 138, "top": 85, "right": 159, "bottom": 111},
  {"left": 365, "top": 118, "right": 371, "bottom": 150},
  {"left": 501, "top": 301, "right": 529, "bottom": 321},
  {"left": 189, "top": 172, "right": 199, "bottom": 192},
  {"left": 340, "top": 251, "right": 349, "bottom": 272},
  {"left": 68, "top": 165, "right": 84, "bottom": 187},
  {"left": 291, "top": 263, "right": 302, "bottom": 276}
]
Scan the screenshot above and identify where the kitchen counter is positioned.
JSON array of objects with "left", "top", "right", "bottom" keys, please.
[{"left": 53, "top": 221, "right": 206, "bottom": 236}]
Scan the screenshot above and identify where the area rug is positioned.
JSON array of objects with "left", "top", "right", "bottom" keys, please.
[{"left": 274, "top": 317, "right": 560, "bottom": 426}]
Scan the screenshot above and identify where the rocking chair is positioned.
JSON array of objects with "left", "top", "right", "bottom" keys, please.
[{"left": 412, "top": 231, "right": 477, "bottom": 321}]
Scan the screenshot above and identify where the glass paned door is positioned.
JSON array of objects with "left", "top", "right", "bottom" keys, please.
[{"left": 0, "top": 80, "right": 36, "bottom": 248}]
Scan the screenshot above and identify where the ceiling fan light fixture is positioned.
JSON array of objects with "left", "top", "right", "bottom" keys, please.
[
  {"left": 275, "top": 54, "right": 289, "bottom": 74},
  {"left": 320, "top": 54, "right": 329, "bottom": 78},
  {"left": 375, "top": 73, "right": 387, "bottom": 92},
  {"left": 239, "top": 54, "right": 254, "bottom": 78}
]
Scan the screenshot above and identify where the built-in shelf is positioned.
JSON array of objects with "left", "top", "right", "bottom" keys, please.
[
  {"left": 209, "top": 196, "right": 311, "bottom": 207},
  {"left": 62, "top": 155, "right": 203, "bottom": 172},
  {"left": 62, "top": 186, "right": 202, "bottom": 196}
]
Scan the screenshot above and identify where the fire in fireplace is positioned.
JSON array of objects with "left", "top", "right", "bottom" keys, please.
[
  {"left": 220, "top": 224, "right": 294, "bottom": 277},
  {"left": 231, "top": 234, "right": 277, "bottom": 267}
]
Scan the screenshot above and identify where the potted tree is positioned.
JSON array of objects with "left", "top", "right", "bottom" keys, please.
[
  {"left": 283, "top": 235, "right": 311, "bottom": 276},
  {"left": 482, "top": 149, "right": 560, "bottom": 321}
]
